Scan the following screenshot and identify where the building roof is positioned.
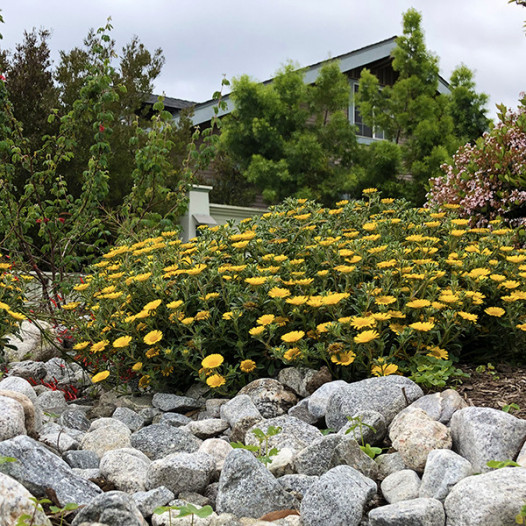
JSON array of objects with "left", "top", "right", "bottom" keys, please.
[
  {"left": 145, "top": 94, "right": 197, "bottom": 114},
  {"left": 173, "top": 36, "right": 450, "bottom": 126}
]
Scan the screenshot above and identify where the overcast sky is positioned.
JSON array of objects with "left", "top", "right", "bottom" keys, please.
[{"left": 1, "top": 0, "right": 525, "bottom": 120}]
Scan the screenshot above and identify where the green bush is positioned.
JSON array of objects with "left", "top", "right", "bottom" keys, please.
[{"left": 62, "top": 191, "right": 526, "bottom": 394}]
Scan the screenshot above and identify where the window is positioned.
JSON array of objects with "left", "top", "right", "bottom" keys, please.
[{"left": 351, "top": 83, "right": 384, "bottom": 141}]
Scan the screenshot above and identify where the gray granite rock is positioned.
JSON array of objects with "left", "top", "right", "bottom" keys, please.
[
  {"left": 444, "top": 467, "right": 526, "bottom": 525},
  {"left": 6, "top": 360, "right": 47, "bottom": 381},
  {"left": 185, "top": 419, "right": 229, "bottom": 439},
  {"left": 205, "top": 398, "right": 229, "bottom": 418},
  {"left": 419, "top": 449, "right": 473, "bottom": 502},
  {"left": 59, "top": 408, "right": 91, "bottom": 432},
  {"left": 307, "top": 380, "right": 348, "bottom": 420},
  {"left": 238, "top": 378, "right": 298, "bottom": 418},
  {"left": 325, "top": 376, "right": 423, "bottom": 430},
  {"left": 43, "top": 357, "right": 86, "bottom": 387},
  {"left": 267, "top": 447, "right": 296, "bottom": 477},
  {"left": 220, "top": 394, "right": 262, "bottom": 426},
  {"left": 131, "top": 424, "right": 202, "bottom": 460},
  {"left": 100, "top": 448, "right": 151, "bottom": 493},
  {"left": 147, "top": 452, "right": 216, "bottom": 495},
  {"left": 132, "top": 486, "right": 175, "bottom": 518},
  {"left": 368, "top": 497, "right": 445, "bottom": 526},
  {"left": 198, "top": 438, "right": 233, "bottom": 472},
  {"left": 294, "top": 435, "right": 343, "bottom": 476},
  {"left": 278, "top": 474, "right": 319, "bottom": 500},
  {"left": 450, "top": 406, "right": 526, "bottom": 473},
  {"left": 0, "top": 376, "right": 37, "bottom": 403},
  {"left": 381, "top": 470, "right": 421, "bottom": 504},
  {"left": 39, "top": 429, "right": 79, "bottom": 453},
  {"left": 331, "top": 438, "right": 379, "bottom": 480},
  {"left": 152, "top": 393, "right": 202, "bottom": 412},
  {"left": 375, "top": 453, "right": 407, "bottom": 481},
  {"left": 245, "top": 416, "right": 323, "bottom": 454},
  {"left": 81, "top": 421, "right": 132, "bottom": 458},
  {"left": 0, "top": 435, "right": 101, "bottom": 506},
  {"left": 89, "top": 417, "right": 130, "bottom": 432},
  {"left": 337, "top": 410, "right": 386, "bottom": 445},
  {"left": 112, "top": 406, "right": 145, "bottom": 432},
  {"left": 71, "top": 490, "right": 147, "bottom": 526},
  {"left": 72, "top": 467, "right": 101, "bottom": 480},
  {"left": 63, "top": 449, "right": 100, "bottom": 469},
  {"left": 158, "top": 412, "right": 193, "bottom": 427},
  {"left": 389, "top": 408, "right": 452, "bottom": 471},
  {"left": 300, "top": 465, "right": 377, "bottom": 526},
  {"left": 406, "top": 389, "right": 467, "bottom": 425},
  {"left": 216, "top": 449, "right": 298, "bottom": 518},
  {"left": 0, "top": 394, "right": 26, "bottom": 440},
  {"left": 37, "top": 389, "right": 68, "bottom": 415},
  {"left": 278, "top": 366, "right": 332, "bottom": 398},
  {"left": 287, "top": 398, "right": 319, "bottom": 425},
  {"left": 0, "top": 472, "right": 52, "bottom": 526}
]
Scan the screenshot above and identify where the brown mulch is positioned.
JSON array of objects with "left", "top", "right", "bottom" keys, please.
[{"left": 446, "top": 363, "right": 526, "bottom": 420}]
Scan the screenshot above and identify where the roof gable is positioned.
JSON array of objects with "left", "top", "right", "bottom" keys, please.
[{"left": 181, "top": 36, "right": 450, "bottom": 126}]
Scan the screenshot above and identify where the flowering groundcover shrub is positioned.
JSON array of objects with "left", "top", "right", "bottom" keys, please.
[{"left": 61, "top": 191, "right": 526, "bottom": 393}]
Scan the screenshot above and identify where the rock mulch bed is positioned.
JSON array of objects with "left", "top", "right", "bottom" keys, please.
[{"left": 1, "top": 329, "right": 526, "bottom": 525}]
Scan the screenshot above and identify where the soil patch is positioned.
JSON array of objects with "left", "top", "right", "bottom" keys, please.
[{"left": 450, "top": 363, "right": 526, "bottom": 420}]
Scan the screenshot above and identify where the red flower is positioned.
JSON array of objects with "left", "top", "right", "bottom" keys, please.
[
  {"left": 58, "top": 217, "right": 65, "bottom": 224},
  {"left": 0, "top": 74, "right": 6, "bottom": 82},
  {"left": 99, "top": 124, "right": 105, "bottom": 132}
]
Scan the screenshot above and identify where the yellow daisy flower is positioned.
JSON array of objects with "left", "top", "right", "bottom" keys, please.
[
  {"left": 484, "top": 307, "right": 505, "bottom": 317},
  {"left": 201, "top": 354, "right": 224, "bottom": 369},
  {"left": 281, "top": 331, "right": 305, "bottom": 343},
  {"left": 91, "top": 370, "right": 110, "bottom": 383},
  {"left": 207, "top": 374, "right": 226, "bottom": 388},
  {"left": 240, "top": 359, "right": 257, "bottom": 373},
  {"left": 113, "top": 335, "right": 132, "bottom": 348},
  {"left": 409, "top": 321, "right": 435, "bottom": 332},
  {"left": 354, "top": 330, "right": 379, "bottom": 344},
  {"left": 143, "top": 330, "right": 163, "bottom": 345}
]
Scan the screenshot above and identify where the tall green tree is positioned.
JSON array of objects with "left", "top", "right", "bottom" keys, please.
[
  {"left": 448, "top": 64, "right": 490, "bottom": 144},
  {"left": 356, "top": 8, "right": 487, "bottom": 205},
  {"left": 0, "top": 28, "right": 59, "bottom": 191},
  {"left": 55, "top": 31, "right": 169, "bottom": 206},
  {"left": 221, "top": 61, "right": 358, "bottom": 205}
]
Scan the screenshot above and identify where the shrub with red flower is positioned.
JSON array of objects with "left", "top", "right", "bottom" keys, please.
[{"left": 427, "top": 94, "right": 526, "bottom": 226}]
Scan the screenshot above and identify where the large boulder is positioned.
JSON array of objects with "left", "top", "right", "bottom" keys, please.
[
  {"left": 0, "top": 472, "right": 52, "bottom": 526},
  {"left": 325, "top": 376, "right": 423, "bottom": 430},
  {"left": 419, "top": 449, "right": 473, "bottom": 502},
  {"left": 147, "top": 452, "right": 216, "bottom": 495},
  {"left": 300, "top": 465, "right": 377, "bottom": 526},
  {"left": 71, "top": 490, "right": 147, "bottom": 526},
  {"left": 0, "top": 435, "right": 101, "bottom": 506},
  {"left": 444, "top": 467, "right": 526, "bottom": 525},
  {"left": 131, "top": 424, "right": 202, "bottom": 460},
  {"left": 216, "top": 448, "right": 297, "bottom": 518},
  {"left": 100, "top": 448, "right": 151, "bottom": 493},
  {"left": 368, "top": 497, "right": 445, "bottom": 526},
  {"left": 389, "top": 408, "right": 452, "bottom": 471},
  {"left": 450, "top": 407, "right": 526, "bottom": 473}
]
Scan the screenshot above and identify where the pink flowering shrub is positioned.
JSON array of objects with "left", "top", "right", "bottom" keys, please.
[{"left": 427, "top": 94, "right": 526, "bottom": 226}]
